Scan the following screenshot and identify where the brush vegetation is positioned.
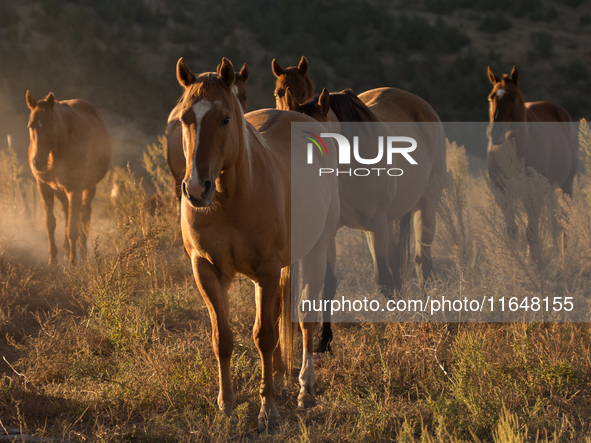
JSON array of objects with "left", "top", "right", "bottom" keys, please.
[{"left": 1, "top": 127, "right": 591, "bottom": 441}]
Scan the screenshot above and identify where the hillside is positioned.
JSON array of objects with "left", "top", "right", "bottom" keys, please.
[{"left": 0, "top": 0, "right": 590, "bottom": 167}]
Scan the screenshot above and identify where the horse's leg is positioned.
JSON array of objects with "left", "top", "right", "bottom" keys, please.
[
  {"left": 413, "top": 196, "right": 436, "bottom": 287},
  {"left": 79, "top": 185, "right": 96, "bottom": 260},
  {"left": 38, "top": 181, "right": 57, "bottom": 265},
  {"left": 388, "top": 212, "right": 412, "bottom": 291},
  {"left": 272, "top": 296, "right": 287, "bottom": 398},
  {"left": 253, "top": 263, "right": 281, "bottom": 431},
  {"left": 298, "top": 241, "right": 331, "bottom": 408},
  {"left": 364, "top": 211, "right": 396, "bottom": 298},
  {"left": 56, "top": 191, "right": 70, "bottom": 261},
  {"left": 299, "top": 321, "right": 317, "bottom": 408},
  {"left": 192, "top": 256, "right": 235, "bottom": 416},
  {"left": 316, "top": 235, "right": 337, "bottom": 354},
  {"left": 65, "top": 190, "right": 82, "bottom": 266}
]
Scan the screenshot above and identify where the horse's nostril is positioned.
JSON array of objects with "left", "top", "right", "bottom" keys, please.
[{"left": 203, "top": 181, "right": 212, "bottom": 194}]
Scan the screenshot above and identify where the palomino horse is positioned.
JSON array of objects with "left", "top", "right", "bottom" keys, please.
[
  {"left": 285, "top": 86, "right": 446, "bottom": 353},
  {"left": 486, "top": 65, "right": 578, "bottom": 253},
  {"left": 175, "top": 58, "right": 339, "bottom": 430},
  {"left": 26, "top": 91, "right": 112, "bottom": 266},
  {"left": 167, "top": 63, "right": 249, "bottom": 200},
  {"left": 272, "top": 56, "right": 314, "bottom": 110}
]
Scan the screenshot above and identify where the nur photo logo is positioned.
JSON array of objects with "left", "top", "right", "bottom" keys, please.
[{"left": 303, "top": 130, "right": 418, "bottom": 176}]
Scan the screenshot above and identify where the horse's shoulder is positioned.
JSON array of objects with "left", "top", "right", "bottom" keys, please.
[{"left": 525, "top": 101, "right": 572, "bottom": 123}]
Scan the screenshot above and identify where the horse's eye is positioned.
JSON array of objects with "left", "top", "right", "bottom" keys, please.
[
  {"left": 274, "top": 93, "right": 278, "bottom": 98},
  {"left": 222, "top": 116, "right": 230, "bottom": 126},
  {"left": 301, "top": 92, "right": 306, "bottom": 97},
  {"left": 511, "top": 97, "right": 517, "bottom": 103},
  {"left": 488, "top": 97, "right": 492, "bottom": 102}
]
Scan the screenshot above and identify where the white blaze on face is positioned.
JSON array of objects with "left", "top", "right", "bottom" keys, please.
[
  {"left": 493, "top": 89, "right": 507, "bottom": 120},
  {"left": 190, "top": 99, "right": 212, "bottom": 182},
  {"left": 232, "top": 85, "right": 239, "bottom": 96}
]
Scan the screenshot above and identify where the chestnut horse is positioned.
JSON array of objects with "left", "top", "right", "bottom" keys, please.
[
  {"left": 486, "top": 65, "right": 578, "bottom": 252},
  {"left": 26, "top": 91, "right": 111, "bottom": 266},
  {"left": 285, "top": 86, "right": 446, "bottom": 353},
  {"left": 167, "top": 63, "right": 249, "bottom": 200},
  {"left": 272, "top": 56, "right": 314, "bottom": 110},
  {"left": 175, "top": 58, "right": 339, "bottom": 430}
]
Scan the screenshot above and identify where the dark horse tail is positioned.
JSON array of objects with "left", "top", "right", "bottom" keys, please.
[{"left": 393, "top": 211, "right": 412, "bottom": 289}]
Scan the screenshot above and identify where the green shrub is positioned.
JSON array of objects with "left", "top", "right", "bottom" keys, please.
[
  {"left": 565, "top": 59, "right": 589, "bottom": 82},
  {"left": 530, "top": 31, "right": 554, "bottom": 58},
  {"left": 479, "top": 12, "right": 513, "bottom": 33}
]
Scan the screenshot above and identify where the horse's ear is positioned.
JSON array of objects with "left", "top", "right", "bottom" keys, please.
[
  {"left": 285, "top": 88, "right": 301, "bottom": 112},
  {"left": 217, "top": 57, "right": 235, "bottom": 89},
  {"left": 177, "top": 57, "right": 197, "bottom": 89},
  {"left": 239, "top": 63, "right": 249, "bottom": 83},
  {"left": 272, "top": 58, "right": 284, "bottom": 78},
  {"left": 487, "top": 66, "right": 500, "bottom": 84},
  {"left": 298, "top": 56, "right": 309, "bottom": 75},
  {"left": 45, "top": 92, "right": 55, "bottom": 108},
  {"left": 318, "top": 88, "right": 331, "bottom": 116},
  {"left": 25, "top": 90, "right": 37, "bottom": 110},
  {"left": 510, "top": 65, "right": 519, "bottom": 86}
]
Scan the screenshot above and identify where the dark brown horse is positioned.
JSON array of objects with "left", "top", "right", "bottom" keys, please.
[
  {"left": 272, "top": 56, "right": 314, "bottom": 110},
  {"left": 285, "top": 86, "right": 446, "bottom": 352},
  {"left": 167, "top": 63, "right": 249, "bottom": 200},
  {"left": 486, "top": 66, "right": 578, "bottom": 252},
  {"left": 26, "top": 91, "right": 111, "bottom": 266},
  {"left": 176, "top": 58, "right": 339, "bottom": 430}
]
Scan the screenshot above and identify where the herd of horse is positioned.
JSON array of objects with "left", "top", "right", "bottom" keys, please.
[{"left": 23, "top": 55, "right": 578, "bottom": 430}]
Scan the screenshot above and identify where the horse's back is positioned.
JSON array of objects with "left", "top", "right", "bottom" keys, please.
[
  {"left": 358, "top": 87, "right": 441, "bottom": 123},
  {"left": 525, "top": 101, "right": 578, "bottom": 189},
  {"left": 526, "top": 101, "right": 573, "bottom": 123},
  {"left": 58, "top": 99, "right": 112, "bottom": 185},
  {"left": 246, "top": 109, "right": 339, "bottom": 263}
]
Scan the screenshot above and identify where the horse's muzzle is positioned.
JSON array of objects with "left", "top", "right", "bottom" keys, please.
[
  {"left": 182, "top": 179, "right": 214, "bottom": 207},
  {"left": 487, "top": 123, "right": 506, "bottom": 145}
]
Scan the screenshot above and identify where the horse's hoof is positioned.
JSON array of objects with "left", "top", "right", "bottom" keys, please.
[
  {"left": 257, "top": 411, "right": 280, "bottom": 433},
  {"left": 297, "top": 391, "right": 317, "bottom": 409}
]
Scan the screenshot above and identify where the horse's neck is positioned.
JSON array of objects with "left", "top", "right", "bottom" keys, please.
[{"left": 217, "top": 120, "right": 256, "bottom": 204}]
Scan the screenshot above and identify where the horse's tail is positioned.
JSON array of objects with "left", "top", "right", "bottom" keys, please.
[
  {"left": 394, "top": 211, "right": 412, "bottom": 288},
  {"left": 279, "top": 263, "right": 297, "bottom": 374}
]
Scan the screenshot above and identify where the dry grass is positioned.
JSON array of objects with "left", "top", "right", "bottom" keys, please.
[{"left": 1, "top": 132, "right": 591, "bottom": 442}]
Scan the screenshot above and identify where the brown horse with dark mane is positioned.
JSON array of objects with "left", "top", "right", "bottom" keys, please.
[
  {"left": 486, "top": 65, "right": 578, "bottom": 252},
  {"left": 26, "top": 91, "right": 112, "bottom": 266},
  {"left": 175, "top": 57, "right": 339, "bottom": 430},
  {"left": 272, "top": 56, "right": 314, "bottom": 110},
  {"left": 167, "top": 63, "right": 249, "bottom": 200},
  {"left": 285, "top": 86, "right": 446, "bottom": 353}
]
